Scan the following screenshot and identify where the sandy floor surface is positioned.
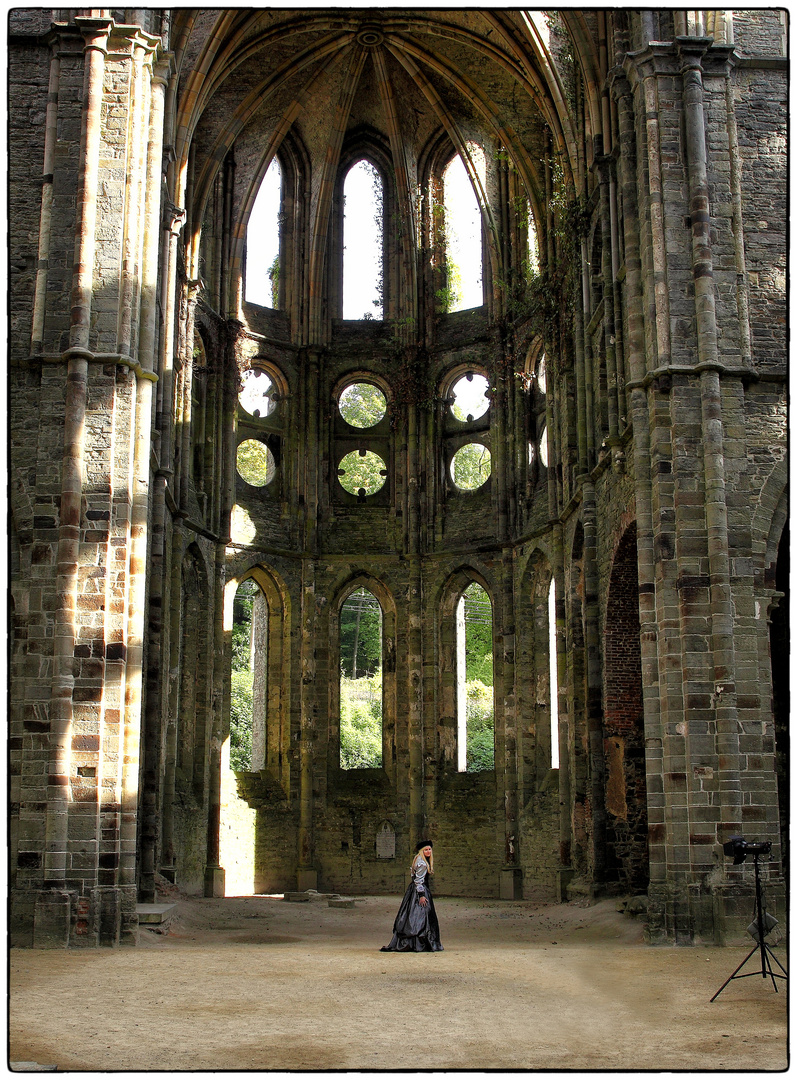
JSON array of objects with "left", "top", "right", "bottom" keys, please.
[{"left": 9, "top": 889, "right": 788, "bottom": 1073}]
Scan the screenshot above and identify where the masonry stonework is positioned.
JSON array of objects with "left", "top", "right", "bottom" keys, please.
[{"left": 9, "top": 9, "right": 787, "bottom": 949}]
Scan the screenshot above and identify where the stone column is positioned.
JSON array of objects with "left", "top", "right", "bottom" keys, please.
[
  {"left": 34, "top": 21, "right": 111, "bottom": 948},
  {"left": 119, "top": 37, "right": 166, "bottom": 939},
  {"left": 296, "top": 347, "right": 320, "bottom": 890},
  {"left": 406, "top": 399, "right": 425, "bottom": 846}
]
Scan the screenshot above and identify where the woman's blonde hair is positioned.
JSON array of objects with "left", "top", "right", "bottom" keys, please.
[{"left": 412, "top": 845, "right": 434, "bottom": 875}]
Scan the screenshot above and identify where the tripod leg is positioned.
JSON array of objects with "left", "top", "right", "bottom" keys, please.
[
  {"left": 763, "top": 943, "right": 787, "bottom": 976},
  {"left": 710, "top": 945, "right": 759, "bottom": 1002},
  {"left": 762, "top": 945, "right": 779, "bottom": 992},
  {"left": 763, "top": 943, "right": 788, "bottom": 990}
]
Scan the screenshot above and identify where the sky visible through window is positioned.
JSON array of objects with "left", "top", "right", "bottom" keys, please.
[
  {"left": 246, "top": 151, "right": 488, "bottom": 317},
  {"left": 344, "top": 160, "right": 383, "bottom": 319},
  {"left": 443, "top": 151, "right": 484, "bottom": 311},
  {"left": 246, "top": 159, "right": 281, "bottom": 307}
]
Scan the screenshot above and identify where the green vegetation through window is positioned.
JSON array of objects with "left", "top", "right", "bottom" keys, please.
[
  {"left": 237, "top": 439, "right": 276, "bottom": 487},
  {"left": 338, "top": 382, "right": 387, "bottom": 428},
  {"left": 338, "top": 449, "right": 387, "bottom": 496},
  {"left": 229, "top": 578, "right": 259, "bottom": 772},
  {"left": 457, "top": 582, "right": 494, "bottom": 772},
  {"left": 340, "top": 588, "right": 383, "bottom": 769},
  {"left": 451, "top": 442, "right": 491, "bottom": 491}
]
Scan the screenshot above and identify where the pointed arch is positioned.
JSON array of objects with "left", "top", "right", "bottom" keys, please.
[
  {"left": 329, "top": 128, "right": 396, "bottom": 322},
  {"left": 327, "top": 572, "right": 397, "bottom": 786},
  {"left": 603, "top": 522, "right": 649, "bottom": 892},
  {"left": 516, "top": 545, "right": 563, "bottom": 795},
  {"left": 225, "top": 562, "right": 293, "bottom": 790},
  {"left": 171, "top": 544, "right": 213, "bottom": 807},
  {"left": 435, "top": 566, "right": 496, "bottom": 775}
]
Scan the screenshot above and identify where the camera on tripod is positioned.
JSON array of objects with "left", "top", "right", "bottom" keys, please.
[{"left": 722, "top": 836, "right": 772, "bottom": 865}]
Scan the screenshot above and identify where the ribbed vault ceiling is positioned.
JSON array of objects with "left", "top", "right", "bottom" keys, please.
[{"left": 173, "top": 10, "right": 574, "bottom": 237}]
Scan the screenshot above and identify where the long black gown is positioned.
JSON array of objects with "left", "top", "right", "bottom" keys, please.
[{"left": 380, "top": 870, "right": 443, "bottom": 952}]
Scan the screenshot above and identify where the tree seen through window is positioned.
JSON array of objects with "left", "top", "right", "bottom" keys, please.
[
  {"left": 339, "top": 587, "right": 383, "bottom": 769},
  {"left": 457, "top": 582, "right": 494, "bottom": 772},
  {"left": 229, "top": 578, "right": 259, "bottom": 771}
]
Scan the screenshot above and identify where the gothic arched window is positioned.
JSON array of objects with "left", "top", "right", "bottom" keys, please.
[
  {"left": 339, "top": 587, "right": 383, "bottom": 769},
  {"left": 442, "top": 148, "right": 485, "bottom": 312},
  {"left": 245, "top": 158, "right": 282, "bottom": 308},
  {"left": 343, "top": 159, "right": 384, "bottom": 320},
  {"left": 456, "top": 582, "right": 494, "bottom": 772}
]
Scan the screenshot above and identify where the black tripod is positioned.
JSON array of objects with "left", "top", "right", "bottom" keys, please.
[{"left": 710, "top": 851, "right": 787, "bottom": 1001}]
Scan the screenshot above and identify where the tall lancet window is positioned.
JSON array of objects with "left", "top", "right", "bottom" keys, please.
[
  {"left": 548, "top": 577, "right": 559, "bottom": 769},
  {"left": 340, "top": 587, "right": 383, "bottom": 769},
  {"left": 245, "top": 158, "right": 282, "bottom": 307},
  {"left": 456, "top": 582, "right": 494, "bottom": 772},
  {"left": 343, "top": 160, "right": 384, "bottom": 320},
  {"left": 442, "top": 147, "right": 485, "bottom": 311}
]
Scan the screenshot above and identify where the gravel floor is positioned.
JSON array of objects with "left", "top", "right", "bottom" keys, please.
[{"left": 9, "top": 891, "right": 788, "bottom": 1072}]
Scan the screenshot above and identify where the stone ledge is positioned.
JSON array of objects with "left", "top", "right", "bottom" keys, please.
[{"left": 136, "top": 902, "right": 177, "bottom": 927}]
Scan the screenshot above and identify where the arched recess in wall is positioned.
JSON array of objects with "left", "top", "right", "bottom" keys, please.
[
  {"left": 188, "top": 328, "right": 223, "bottom": 524},
  {"left": 522, "top": 337, "right": 548, "bottom": 501},
  {"left": 762, "top": 495, "right": 789, "bottom": 876},
  {"left": 567, "top": 522, "right": 590, "bottom": 880},
  {"left": 328, "top": 574, "right": 397, "bottom": 787},
  {"left": 331, "top": 371, "right": 393, "bottom": 506},
  {"left": 603, "top": 522, "right": 649, "bottom": 893},
  {"left": 515, "top": 550, "right": 557, "bottom": 805},
  {"left": 170, "top": 545, "right": 212, "bottom": 819},
  {"left": 436, "top": 567, "right": 497, "bottom": 778},
  {"left": 440, "top": 363, "right": 493, "bottom": 500}
]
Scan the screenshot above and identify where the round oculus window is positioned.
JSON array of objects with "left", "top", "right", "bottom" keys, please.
[
  {"left": 449, "top": 373, "right": 489, "bottom": 422},
  {"left": 450, "top": 442, "right": 491, "bottom": 491},
  {"left": 239, "top": 369, "right": 276, "bottom": 418},
  {"left": 338, "top": 382, "right": 387, "bottom": 428},
  {"left": 337, "top": 450, "right": 387, "bottom": 496},
  {"left": 237, "top": 439, "right": 277, "bottom": 487}
]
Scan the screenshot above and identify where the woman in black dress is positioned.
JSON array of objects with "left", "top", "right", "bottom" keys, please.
[{"left": 380, "top": 840, "right": 443, "bottom": 951}]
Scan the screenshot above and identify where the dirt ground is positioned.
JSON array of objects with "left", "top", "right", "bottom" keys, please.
[{"left": 9, "top": 887, "right": 788, "bottom": 1073}]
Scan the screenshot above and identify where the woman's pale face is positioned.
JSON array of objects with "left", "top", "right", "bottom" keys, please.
[{"left": 422, "top": 845, "right": 432, "bottom": 858}]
